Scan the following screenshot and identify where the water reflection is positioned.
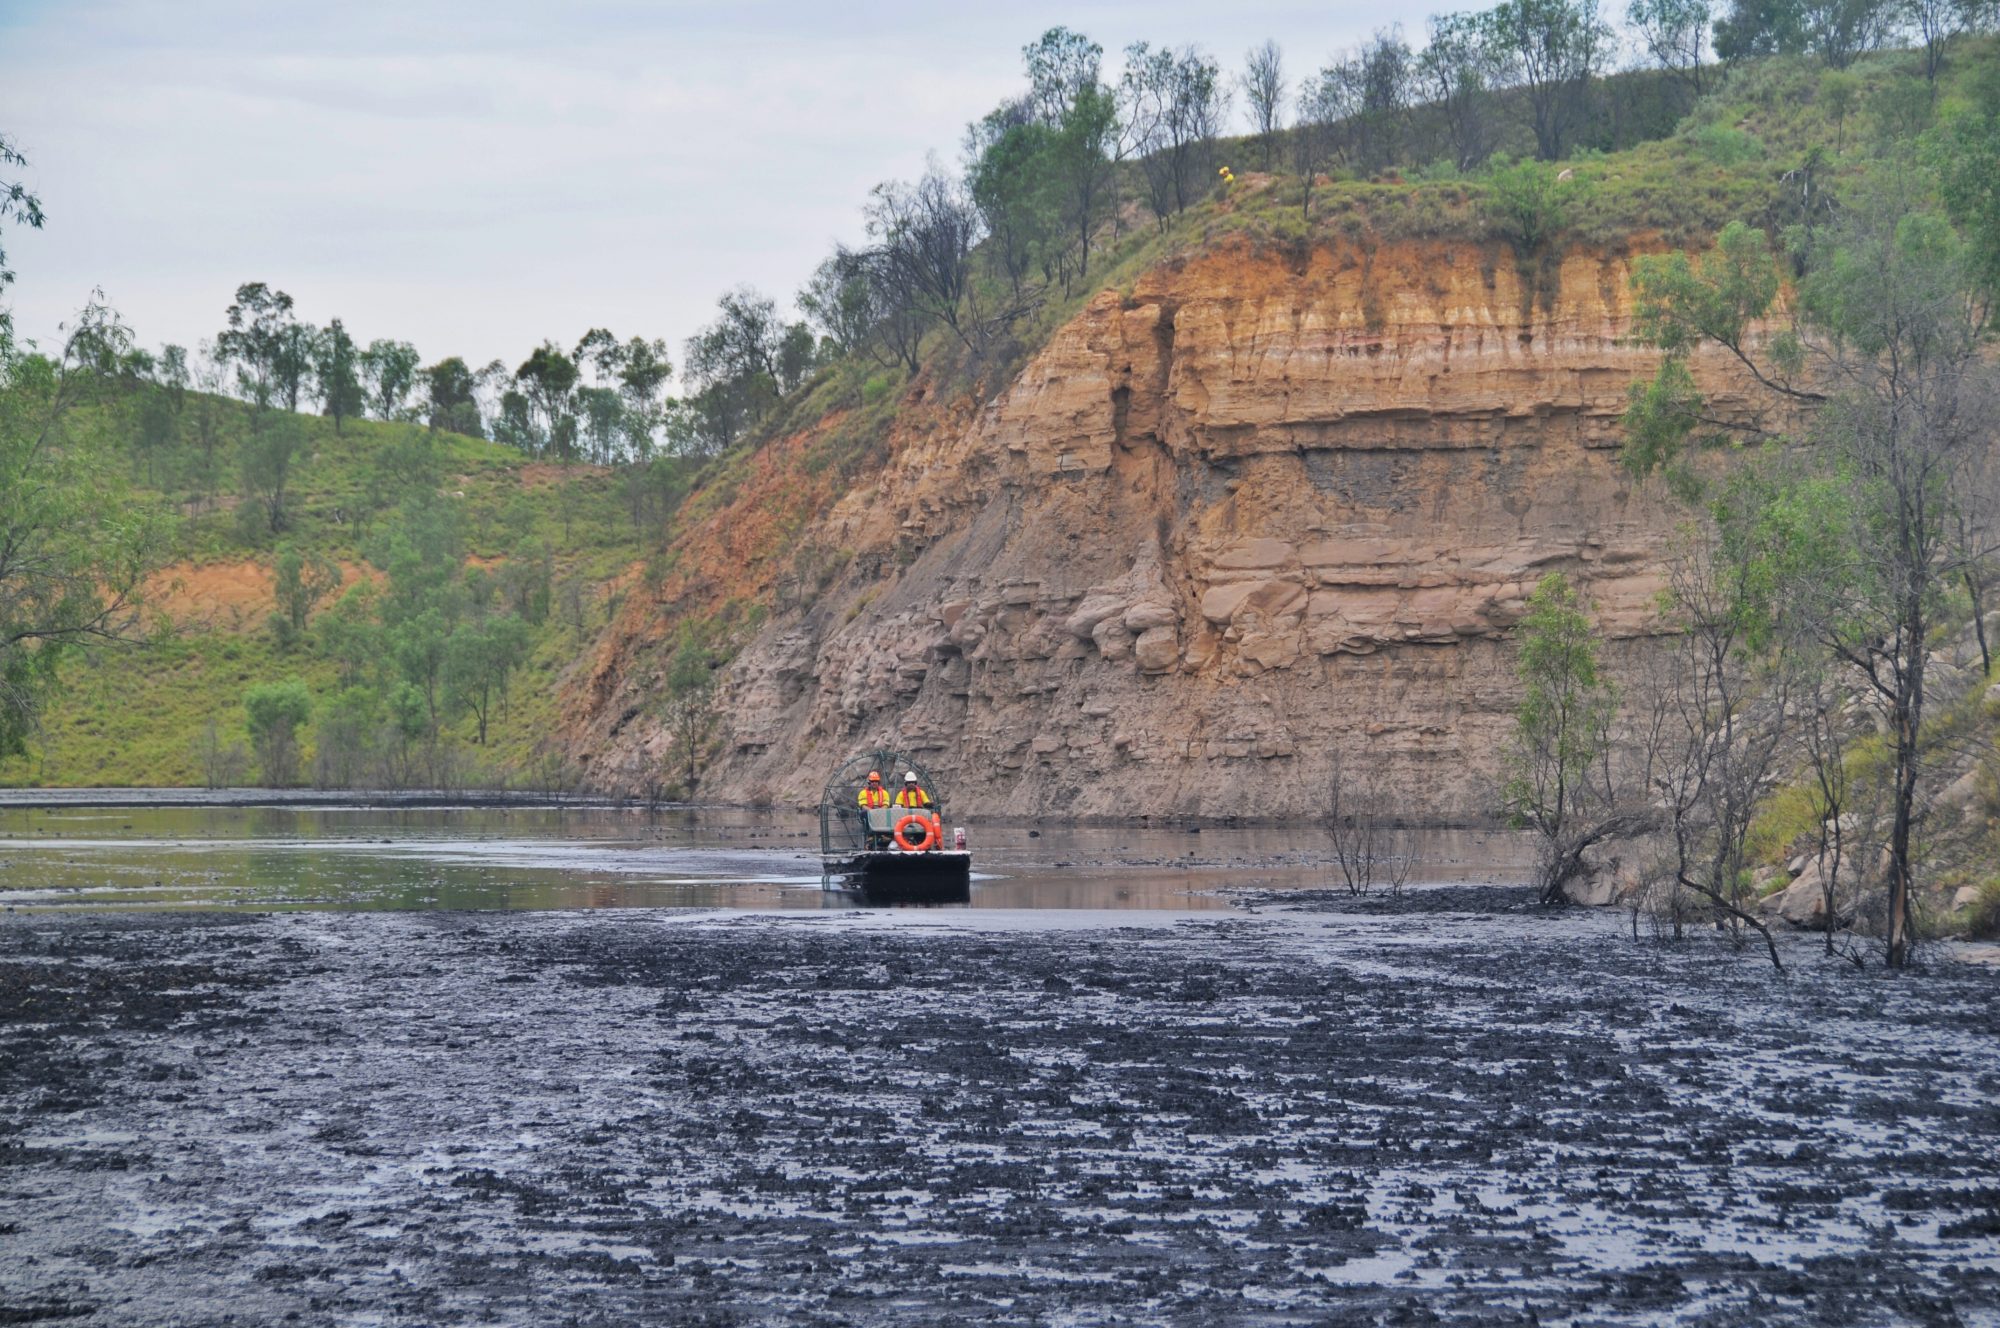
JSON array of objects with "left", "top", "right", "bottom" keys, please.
[{"left": 0, "top": 799, "right": 1532, "bottom": 914}]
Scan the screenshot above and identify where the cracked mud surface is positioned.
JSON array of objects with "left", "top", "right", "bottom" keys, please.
[{"left": 3, "top": 895, "right": 1999, "bottom": 1326}]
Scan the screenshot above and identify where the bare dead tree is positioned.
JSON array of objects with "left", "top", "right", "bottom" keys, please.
[
  {"left": 1240, "top": 40, "right": 1285, "bottom": 169},
  {"left": 1629, "top": 645, "right": 1698, "bottom": 941},
  {"left": 864, "top": 166, "right": 976, "bottom": 345},
  {"left": 1798, "top": 666, "right": 1860, "bottom": 963},
  {"left": 1325, "top": 751, "right": 1381, "bottom": 895},
  {"left": 1651, "top": 525, "right": 1792, "bottom": 969},
  {"left": 193, "top": 720, "right": 249, "bottom": 790},
  {"left": 1384, "top": 817, "right": 1424, "bottom": 895},
  {"left": 1328, "top": 752, "right": 1429, "bottom": 895},
  {"left": 1950, "top": 433, "right": 2000, "bottom": 677},
  {"left": 864, "top": 162, "right": 1035, "bottom": 354},
  {"left": 1122, "top": 43, "right": 1230, "bottom": 226}
]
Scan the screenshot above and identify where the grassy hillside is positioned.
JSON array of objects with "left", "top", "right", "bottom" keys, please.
[{"left": 0, "top": 398, "right": 648, "bottom": 789}]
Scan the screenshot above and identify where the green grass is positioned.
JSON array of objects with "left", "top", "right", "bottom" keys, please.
[
  {"left": 1, "top": 399, "right": 647, "bottom": 788},
  {"left": 6, "top": 630, "right": 315, "bottom": 786}
]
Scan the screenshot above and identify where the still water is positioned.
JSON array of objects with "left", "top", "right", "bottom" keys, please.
[{"left": 0, "top": 793, "right": 1533, "bottom": 913}]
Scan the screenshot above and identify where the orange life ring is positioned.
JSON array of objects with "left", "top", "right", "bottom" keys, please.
[{"left": 893, "top": 813, "right": 935, "bottom": 853}]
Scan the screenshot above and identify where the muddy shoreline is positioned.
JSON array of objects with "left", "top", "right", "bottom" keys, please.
[{"left": 4, "top": 894, "right": 1999, "bottom": 1325}]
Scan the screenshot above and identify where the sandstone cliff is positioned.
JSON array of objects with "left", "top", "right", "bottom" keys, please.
[{"left": 566, "top": 237, "right": 1776, "bottom": 820}]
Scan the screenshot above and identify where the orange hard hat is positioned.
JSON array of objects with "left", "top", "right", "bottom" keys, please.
[{"left": 866, "top": 770, "right": 882, "bottom": 781}]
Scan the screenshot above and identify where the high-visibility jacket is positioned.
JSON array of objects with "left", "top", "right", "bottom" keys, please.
[
  {"left": 893, "top": 787, "right": 932, "bottom": 808},
  {"left": 858, "top": 785, "right": 891, "bottom": 808}
]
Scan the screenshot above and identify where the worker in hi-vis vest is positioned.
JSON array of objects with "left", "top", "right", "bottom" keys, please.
[
  {"left": 893, "top": 771, "right": 932, "bottom": 809},
  {"left": 857, "top": 770, "right": 893, "bottom": 848}
]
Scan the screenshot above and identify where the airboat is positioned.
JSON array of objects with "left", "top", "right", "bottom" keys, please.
[{"left": 819, "top": 749, "right": 971, "bottom": 903}]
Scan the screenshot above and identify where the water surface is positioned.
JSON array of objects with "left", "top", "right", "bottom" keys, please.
[{"left": 0, "top": 794, "right": 1532, "bottom": 913}]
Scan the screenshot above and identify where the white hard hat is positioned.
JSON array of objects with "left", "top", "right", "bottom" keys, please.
[{"left": 904, "top": 771, "right": 918, "bottom": 782}]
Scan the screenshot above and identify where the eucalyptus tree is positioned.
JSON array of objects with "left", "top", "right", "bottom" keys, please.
[
  {"left": 238, "top": 410, "right": 304, "bottom": 536},
  {"left": 616, "top": 336, "right": 673, "bottom": 457},
  {"left": 421, "top": 356, "right": 482, "bottom": 436},
  {"left": 314, "top": 318, "right": 363, "bottom": 433},
  {"left": 1801, "top": 0, "right": 1898, "bottom": 67},
  {"left": 445, "top": 612, "right": 529, "bottom": 745},
  {"left": 0, "top": 302, "right": 171, "bottom": 756},
  {"left": 244, "top": 679, "right": 311, "bottom": 787},
  {"left": 572, "top": 328, "right": 629, "bottom": 462},
  {"left": 269, "top": 542, "right": 342, "bottom": 652},
  {"left": 361, "top": 338, "right": 420, "bottom": 421},
  {"left": 1504, "top": 572, "right": 1631, "bottom": 904},
  {"left": 1022, "top": 28, "right": 1119, "bottom": 284},
  {"left": 658, "top": 635, "right": 717, "bottom": 793},
  {"left": 0, "top": 132, "right": 42, "bottom": 347},
  {"left": 1417, "top": 13, "right": 1502, "bottom": 171},
  {"left": 1713, "top": 0, "right": 1807, "bottom": 60},
  {"left": 1292, "top": 66, "right": 1346, "bottom": 218},
  {"left": 274, "top": 322, "right": 315, "bottom": 413},
  {"left": 681, "top": 287, "right": 786, "bottom": 453},
  {"left": 1713, "top": 0, "right": 1900, "bottom": 65},
  {"left": 965, "top": 99, "right": 1060, "bottom": 296},
  {"left": 799, "top": 253, "right": 879, "bottom": 357},
  {"left": 1627, "top": 0, "right": 1712, "bottom": 96},
  {"left": 514, "top": 341, "right": 581, "bottom": 458},
  {"left": 1337, "top": 30, "right": 1415, "bottom": 175},
  {"left": 158, "top": 344, "right": 189, "bottom": 409},
  {"left": 1931, "top": 70, "right": 2000, "bottom": 300},
  {"left": 1906, "top": 0, "right": 1991, "bottom": 81},
  {"left": 217, "top": 282, "right": 302, "bottom": 410},
  {"left": 1485, "top": 0, "right": 1613, "bottom": 160}
]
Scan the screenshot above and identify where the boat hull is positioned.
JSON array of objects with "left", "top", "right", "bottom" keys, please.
[{"left": 823, "top": 850, "right": 972, "bottom": 903}]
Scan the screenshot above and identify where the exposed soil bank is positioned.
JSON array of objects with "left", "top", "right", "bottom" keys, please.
[{"left": 4, "top": 896, "right": 1999, "bottom": 1325}]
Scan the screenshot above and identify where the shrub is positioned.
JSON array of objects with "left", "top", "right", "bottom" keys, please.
[
  {"left": 1481, "top": 159, "right": 1577, "bottom": 251},
  {"left": 1964, "top": 880, "right": 2000, "bottom": 940},
  {"left": 1689, "top": 124, "right": 1766, "bottom": 167},
  {"left": 244, "top": 679, "right": 312, "bottom": 787}
]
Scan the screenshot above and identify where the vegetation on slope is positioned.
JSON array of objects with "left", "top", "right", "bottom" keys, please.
[
  {"left": 1477, "top": 30, "right": 2000, "bottom": 962},
  {"left": 1, "top": 0, "right": 1996, "bottom": 823},
  {"left": 0, "top": 377, "right": 644, "bottom": 789}
]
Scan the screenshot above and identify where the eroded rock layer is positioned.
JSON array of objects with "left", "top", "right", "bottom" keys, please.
[{"left": 569, "top": 238, "right": 1775, "bottom": 819}]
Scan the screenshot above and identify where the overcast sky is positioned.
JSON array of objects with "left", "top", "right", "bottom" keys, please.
[{"left": 3, "top": 1, "right": 1429, "bottom": 377}]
